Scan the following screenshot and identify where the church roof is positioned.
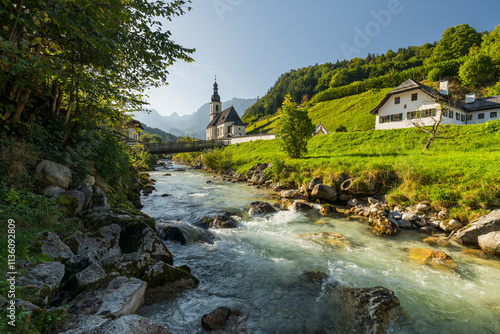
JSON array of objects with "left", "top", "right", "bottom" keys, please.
[
  {"left": 206, "top": 106, "right": 245, "bottom": 128},
  {"left": 211, "top": 81, "right": 221, "bottom": 102}
]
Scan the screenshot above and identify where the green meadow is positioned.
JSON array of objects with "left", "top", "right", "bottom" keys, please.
[{"left": 229, "top": 121, "right": 500, "bottom": 222}]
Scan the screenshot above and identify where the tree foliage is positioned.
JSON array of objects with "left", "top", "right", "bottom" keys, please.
[
  {"left": 0, "top": 0, "right": 194, "bottom": 125},
  {"left": 276, "top": 94, "right": 314, "bottom": 159},
  {"left": 427, "top": 24, "right": 482, "bottom": 64}
]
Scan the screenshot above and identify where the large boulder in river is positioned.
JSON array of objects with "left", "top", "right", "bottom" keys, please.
[
  {"left": 247, "top": 201, "right": 277, "bottom": 215},
  {"left": 70, "top": 276, "right": 146, "bottom": 318},
  {"left": 311, "top": 184, "right": 337, "bottom": 202},
  {"left": 452, "top": 210, "right": 500, "bottom": 247},
  {"left": 308, "top": 176, "right": 323, "bottom": 191},
  {"left": 199, "top": 212, "right": 238, "bottom": 229},
  {"left": 336, "top": 286, "right": 401, "bottom": 334},
  {"left": 202, "top": 306, "right": 232, "bottom": 330},
  {"left": 478, "top": 231, "right": 500, "bottom": 256},
  {"left": 100, "top": 314, "right": 172, "bottom": 334},
  {"left": 408, "top": 248, "right": 456, "bottom": 270},
  {"left": 36, "top": 159, "right": 72, "bottom": 189}
]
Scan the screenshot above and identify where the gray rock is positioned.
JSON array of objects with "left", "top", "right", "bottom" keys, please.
[
  {"left": 70, "top": 277, "right": 146, "bottom": 318},
  {"left": 402, "top": 212, "right": 419, "bottom": 222},
  {"left": 280, "top": 189, "right": 302, "bottom": 199},
  {"left": 17, "top": 262, "right": 65, "bottom": 306},
  {"left": 368, "top": 197, "right": 379, "bottom": 205},
  {"left": 76, "top": 263, "right": 107, "bottom": 288},
  {"left": 36, "top": 160, "right": 72, "bottom": 189},
  {"left": 414, "top": 217, "right": 428, "bottom": 227},
  {"left": 339, "top": 194, "right": 351, "bottom": 202},
  {"left": 92, "top": 186, "right": 110, "bottom": 211},
  {"left": 311, "top": 184, "right": 337, "bottom": 202},
  {"left": 247, "top": 201, "right": 277, "bottom": 215},
  {"left": 62, "top": 190, "right": 86, "bottom": 214},
  {"left": 100, "top": 314, "right": 172, "bottom": 334},
  {"left": 292, "top": 201, "right": 314, "bottom": 211},
  {"left": 397, "top": 219, "right": 412, "bottom": 229},
  {"left": 347, "top": 198, "right": 360, "bottom": 207},
  {"left": 59, "top": 316, "right": 110, "bottom": 334},
  {"left": 389, "top": 211, "right": 402, "bottom": 220},
  {"left": 120, "top": 222, "right": 173, "bottom": 265},
  {"left": 478, "top": 231, "right": 500, "bottom": 255},
  {"left": 202, "top": 306, "right": 232, "bottom": 330},
  {"left": 416, "top": 202, "right": 430, "bottom": 211},
  {"left": 43, "top": 185, "right": 66, "bottom": 198},
  {"left": 439, "top": 219, "right": 462, "bottom": 232},
  {"left": 308, "top": 177, "right": 323, "bottom": 190},
  {"left": 336, "top": 286, "right": 401, "bottom": 334},
  {"left": 36, "top": 231, "right": 74, "bottom": 261},
  {"left": 76, "top": 182, "right": 94, "bottom": 210},
  {"left": 452, "top": 210, "right": 500, "bottom": 246}
]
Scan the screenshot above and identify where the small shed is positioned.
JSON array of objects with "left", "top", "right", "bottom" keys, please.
[{"left": 313, "top": 123, "right": 328, "bottom": 136}]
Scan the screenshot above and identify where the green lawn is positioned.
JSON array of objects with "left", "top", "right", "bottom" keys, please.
[
  {"left": 227, "top": 121, "right": 500, "bottom": 222},
  {"left": 307, "top": 88, "right": 392, "bottom": 132}
]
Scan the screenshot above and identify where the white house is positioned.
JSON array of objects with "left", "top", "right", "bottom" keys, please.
[
  {"left": 206, "top": 79, "right": 246, "bottom": 140},
  {"left": 370, "top": 79, "right": 500, "bottom": 130},
  {"left": 313, "top": 123, "right": 329, "bottom": 135}
]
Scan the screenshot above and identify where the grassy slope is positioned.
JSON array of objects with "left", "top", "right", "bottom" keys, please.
[
  {"left": 307, "top": 88, "right": 392, "bottom": 132},
  {"left": 228, "top": 122, "right": 500, "bottom": 222},
  {"left": 245, "top": 88, "right": 391, "bottom": 135}
]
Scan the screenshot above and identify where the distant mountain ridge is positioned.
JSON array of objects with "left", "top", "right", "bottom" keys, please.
[{"left": 131, "top": 97, "right": 257, "bottom": 139}]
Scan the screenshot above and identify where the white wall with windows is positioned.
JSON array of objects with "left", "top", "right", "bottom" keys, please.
[{"left": 374, "top": 90, "right": 499, "bottom": 130}]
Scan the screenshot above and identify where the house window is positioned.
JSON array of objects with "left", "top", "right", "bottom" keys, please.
[
  {"left": 466, "top": 114, "right": 473, "bottom": 121},
  {"left": 407, "top": 111, "right": 419, "bottom": 120},
  {"left": 394, "top": 97, "right": 400, "bottom": 104},
  {"left": 478, "top": 113, "right": 485, "bottom": 120},
  {"left": 228, "top": 126, "right": 232, "bottom": 133},
  {"left": 461, "top": 114, "right": 465, "bottom": 122},
  {"left": 442, "top": 109, "right": 448, "bottom": 117},
  {"left": 380, "top": 116, "right": 390, "bottom": 124},
  {"left": 491, "top": 112, "right": 498, "bottom": 118},
  {"left": 448, "top": 110, "right": 454, "bottom": 119},
  {"left": 411, "top": 93, "right": 418, "bottom": 101},
  {"left": 456, "top": 113, "right": 460, "bottom": 121},
  {"left": 392, "top": 113, "right": 403, "bottom": 122},
  {"left": 216, "top": 105, "right": 219, "bottom": 112}
]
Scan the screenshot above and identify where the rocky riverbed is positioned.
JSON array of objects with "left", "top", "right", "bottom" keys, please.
[{"left": 8, "top": 159, "right": 500, "bottom": 333}]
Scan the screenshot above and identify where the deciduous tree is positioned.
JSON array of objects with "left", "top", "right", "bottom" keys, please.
[{"left": 276, "top": 94, "right": 314, "bottom": 159}]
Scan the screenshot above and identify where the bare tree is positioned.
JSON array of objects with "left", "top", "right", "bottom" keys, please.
[{"left": 407, "top": 102, "right": 447, "bottom": 151}]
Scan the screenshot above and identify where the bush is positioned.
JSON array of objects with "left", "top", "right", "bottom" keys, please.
[{"left": 201, "top": 148, "right": 233, "bottom": 171}]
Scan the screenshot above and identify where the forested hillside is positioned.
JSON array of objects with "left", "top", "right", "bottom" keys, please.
[{"left": 244, "top": 24, "right": 500, "bottom": 128}]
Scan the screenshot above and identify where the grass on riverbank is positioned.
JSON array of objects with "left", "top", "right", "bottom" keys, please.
[{"left": 226, "top": 121, "right": 500, "bottom": 222}]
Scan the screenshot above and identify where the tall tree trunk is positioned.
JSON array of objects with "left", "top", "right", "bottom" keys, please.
[{"left": 8, "top": 88, "right": 31, "bottom": 123}]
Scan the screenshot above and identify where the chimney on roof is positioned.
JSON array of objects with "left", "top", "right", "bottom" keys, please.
[
  {"left": 465, "top": 93, "right": 476, "bottom": 104},
  {"left": 440, "top": 81, "right": 449, "bottom": 96}
]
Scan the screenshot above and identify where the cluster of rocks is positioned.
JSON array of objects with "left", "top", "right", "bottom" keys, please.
[
  {"left": 214, "top": 162, "right": 500, "bottom": 257},
  {"left": 15, "top": 208, "right": 199, "bottom": 333}
]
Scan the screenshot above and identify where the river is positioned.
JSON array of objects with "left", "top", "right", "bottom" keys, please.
[{"left": 138, "top": 163, "right": 500, "bottom": 334}]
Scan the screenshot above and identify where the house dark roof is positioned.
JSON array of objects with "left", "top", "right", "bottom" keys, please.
[
  {"left": 126, "top": 119, "right": 144, "bottom": 130},
  {"left": 206, "top": 106, "right": 245, "bottom": 129},
  {"left": 457, "top": 95, "right": 500, "bottom": 112},
  {"left": 370, "top": 79, "right": 459, "bottom": 115}
]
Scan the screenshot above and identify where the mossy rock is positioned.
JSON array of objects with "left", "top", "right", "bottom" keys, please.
[{"left": 56, "top": 194, "right": 79, "bottom": 217}]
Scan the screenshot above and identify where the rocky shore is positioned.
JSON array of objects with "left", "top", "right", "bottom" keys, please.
[{"left": 11, "top": 159, "right": 499, "bottom": 333}]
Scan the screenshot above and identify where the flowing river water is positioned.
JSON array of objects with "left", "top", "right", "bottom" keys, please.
[{"left": 138, "top": 163, "right": 500, "bottom": 333}]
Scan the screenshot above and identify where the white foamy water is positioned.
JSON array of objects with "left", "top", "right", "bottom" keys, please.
[{"left": 139, "top": 163, "right": 500, "bottom": 334}]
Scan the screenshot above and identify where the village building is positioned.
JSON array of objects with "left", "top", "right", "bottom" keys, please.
[
  {"left": 313, "top": 123, "right": 329, "bottom": 135},
  {"left": 124, "top": 119, "right": 144, "bottom": 143},
  {"left": 206, "top": 79, "right": 246, "bottom": 140},
  {"left": 370, "top": 79, "right": 500, "bottom": 130}
]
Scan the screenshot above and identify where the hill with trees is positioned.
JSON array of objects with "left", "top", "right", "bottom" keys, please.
[{"left": 243, "top": 24, "right": 499, "bottom": 130}]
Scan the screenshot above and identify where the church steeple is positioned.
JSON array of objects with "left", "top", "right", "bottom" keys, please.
[
  {"left": 210, "top": 76, "right": 222, "bottom": 121},
  {"left": 211, "top": 76, "right": 221, "bottom": 102}
]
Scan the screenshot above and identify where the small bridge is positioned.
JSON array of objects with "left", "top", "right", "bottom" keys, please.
[{"left": 144, "top": 140, "right": 231, "bottom": 154}]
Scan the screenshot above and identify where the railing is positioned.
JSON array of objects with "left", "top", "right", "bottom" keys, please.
[{"left": 143, "top": 139, "right": 231, "bottom": 154}]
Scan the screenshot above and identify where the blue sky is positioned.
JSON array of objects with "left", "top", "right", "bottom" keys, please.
[{"left": 146, "top": 0, "right": 499, "bottom": 116}]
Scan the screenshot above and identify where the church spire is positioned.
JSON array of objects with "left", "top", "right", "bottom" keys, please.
[{"left": 211, "top": 76, "right": 220, "bottom": 102}]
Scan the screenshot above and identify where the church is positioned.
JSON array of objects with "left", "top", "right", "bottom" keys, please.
[{"left": 206, "top": 79, "right": 246, "bottom": 140}]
